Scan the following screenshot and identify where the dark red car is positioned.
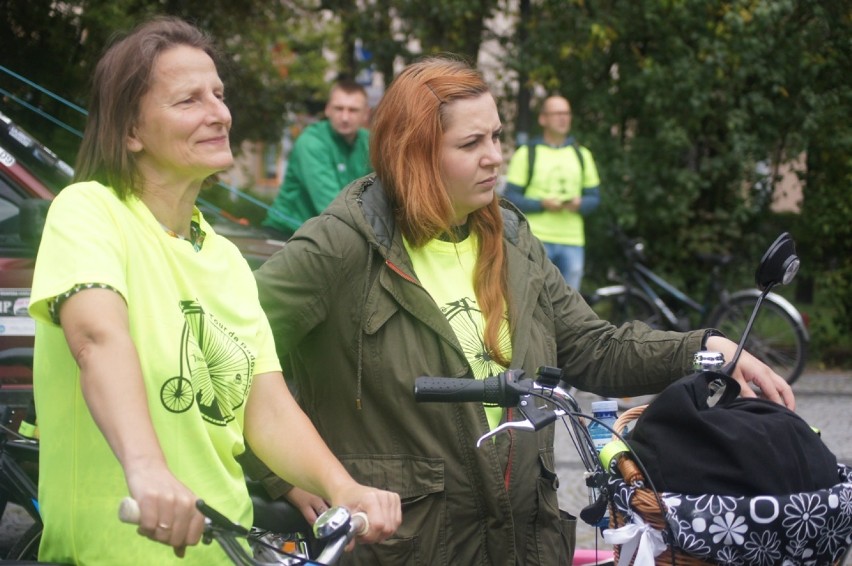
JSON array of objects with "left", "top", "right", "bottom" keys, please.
[{"left": 0, "top": 110, "right": 62, "bottom": 401}]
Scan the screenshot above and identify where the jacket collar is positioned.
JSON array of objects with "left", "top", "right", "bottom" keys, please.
[
  {"left": 341, "top": 175, "right": 524, "bottom": 255},
  {"left": 324, "top": 175, "right": 542, "bottom": 392},
  {"left": 319, "top": 119, "right": 367, "bottom": 149}
]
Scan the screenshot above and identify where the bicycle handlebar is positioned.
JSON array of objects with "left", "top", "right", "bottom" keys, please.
[
  {"left": 413, "top": 369, "right": 533, "bottom": 406},
  {"left": 119, "top": 496, "right": 368, "bottom": 565},
  {"left": 414, "top": 368, "right": 601, "bottom": 476},
  {"left": 117, "top": 496, "right": 141, "bottom": 524}
]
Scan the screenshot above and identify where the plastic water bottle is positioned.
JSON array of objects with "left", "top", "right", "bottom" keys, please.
[
  {"left": 588, "top": 400, "right": 619, "bottom": 452},
  {"left": 586, "top": 400, "right": 619, "bottom": 529}
]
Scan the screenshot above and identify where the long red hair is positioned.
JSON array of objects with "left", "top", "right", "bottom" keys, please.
[{"left": 370, "top": 56, "right": 510, "bottom": 367}]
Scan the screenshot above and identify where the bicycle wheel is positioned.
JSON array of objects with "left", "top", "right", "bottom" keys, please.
[
  {"left": 708, "top": 295, "right": 808, "bottom": 385},
  {"left": 6, "top": 520, "right": 41, "bottom": 560},
  {"left": 588, "top": 287, "right": 662, "bottom": 328}
]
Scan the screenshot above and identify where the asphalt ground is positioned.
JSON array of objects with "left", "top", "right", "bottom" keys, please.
[
  {"left": 556, "top": 369, "right": 852, "bottom": 563},
  {"left": 1, "top": 369, "right": 850, "bottom": 562}
]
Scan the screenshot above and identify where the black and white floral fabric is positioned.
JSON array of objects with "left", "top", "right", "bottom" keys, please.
[{"left": 605, "top": 463, "right": 852, "bottom": 565}]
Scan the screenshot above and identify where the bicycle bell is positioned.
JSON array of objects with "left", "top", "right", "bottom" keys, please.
[
  {"left": 313, "top": 506, "right": 351, "bottom": 540},
  {"left": 692, "top": 350, "right": 725, "bottom": 371}
]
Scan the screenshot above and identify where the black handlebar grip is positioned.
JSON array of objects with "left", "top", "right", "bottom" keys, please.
[{"left": 414, "top": 376, "right": 505, "bottom": 404}]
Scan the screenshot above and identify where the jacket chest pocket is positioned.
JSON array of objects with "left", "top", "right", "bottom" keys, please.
[{"left": 359, "top": 267, "right": 469, "bottom": 382}]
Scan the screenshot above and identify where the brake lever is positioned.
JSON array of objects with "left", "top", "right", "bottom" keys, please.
[
  {"left": 477, "top": 419, "right": 535, "bottom": 446},
  {"left": 475, "top": 395, "right": 565, "bottom": 447}
]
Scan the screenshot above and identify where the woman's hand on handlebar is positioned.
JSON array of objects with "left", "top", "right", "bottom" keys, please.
[
  {"left": 124, "top": 464, "right": 205, "bottom": 557},
  {"left": 331, "top": 482, "right": 402, "bottom": 546},
  {"left": 285, "top": 486, "right": 330, "bottom": 524},
  {"left": 706, "top": 336, "right": 796, "bottom": 410}
]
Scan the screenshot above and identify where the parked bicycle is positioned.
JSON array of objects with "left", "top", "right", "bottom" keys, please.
[
  {"left": 119, "top": 497, "right": 366, "bottom": 566},
  {"left": 0, "top": 433, "right": 40, "bottom": 562},
  {"left": 585, "top": 229, "right": 808, "bottom": 384},
  {"left": 0, "top": 348, "right": 42, "bottom": 561}
]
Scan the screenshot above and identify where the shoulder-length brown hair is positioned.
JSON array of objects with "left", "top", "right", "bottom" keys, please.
[
  {"left": 370, "top": 56, "right": 510, "bottom": 367},
  {"left": 74, "top": 17, "right": 220, "bottom": 199}
]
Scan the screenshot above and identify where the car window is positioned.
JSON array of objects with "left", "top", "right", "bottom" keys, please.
[
  {"left": 0, "top": 174, "right": 22, "bottom": 235},
  {"left": 0, "top": 198, "right": 17, "bottom": 226}
]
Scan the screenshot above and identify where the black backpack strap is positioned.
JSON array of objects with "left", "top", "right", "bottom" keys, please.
[
  {"left": 571, "top": 141, "right": 585, "bottom": 180},
  {"left": 523, "top": 143, "right": 536, "bottom": 193}
]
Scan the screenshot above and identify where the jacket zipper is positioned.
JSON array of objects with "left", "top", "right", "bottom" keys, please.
[
  {"left": 385, "top": 259, "right": 419, "bottom": 285},
  {"left": 504, "top": 407, "right": 514, "bottom": 492}
]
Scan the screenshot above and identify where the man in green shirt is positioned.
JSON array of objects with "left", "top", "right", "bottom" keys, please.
[{"left": 262, "top": 79, "right": 372, "bottom": 239}]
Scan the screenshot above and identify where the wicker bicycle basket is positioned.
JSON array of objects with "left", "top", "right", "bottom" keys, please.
[
  {"left": 607, "top": 405, "right": 714, "bottom": 566},
  {"left": 607, "top": 405, "right": 850, "bottom": 566}
]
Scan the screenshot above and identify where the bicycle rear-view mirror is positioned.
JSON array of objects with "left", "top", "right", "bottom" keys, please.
[
  {"left": 755, "top": 232, "right": 800, "bottom": 292},
  {"left": 725, "top": 232, "right": 800, "bottom": 376}
]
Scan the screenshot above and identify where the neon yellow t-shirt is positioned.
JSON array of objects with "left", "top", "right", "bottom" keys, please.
[
  {"left": 505, "top": 143, "right": 600, "bottom": 246},
  {"left": 404, "top": 234, "right": 512, "bottom": 430},
  {"left": 29, "top": 182, "right": 281, "bottom": 565}
]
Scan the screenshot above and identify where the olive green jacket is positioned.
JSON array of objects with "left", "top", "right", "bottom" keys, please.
[{"left": 253, "top": 176, "right": 703, "bottom": 565}]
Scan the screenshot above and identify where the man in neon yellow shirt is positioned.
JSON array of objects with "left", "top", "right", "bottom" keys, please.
[{"left": 504, "top": 96, "right": 600, "bottom": 291}]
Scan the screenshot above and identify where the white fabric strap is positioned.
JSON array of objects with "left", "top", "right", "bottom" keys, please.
[{"left": 603, "top": 514, "right": 667, "bottom": 566}]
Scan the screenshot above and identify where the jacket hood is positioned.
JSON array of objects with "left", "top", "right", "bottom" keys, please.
[{"left": 324, "top": 174, "right": 528, "bottom": 261}]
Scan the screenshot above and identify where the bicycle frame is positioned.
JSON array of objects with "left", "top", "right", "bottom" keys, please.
[
  {"left": 619, "top": 262, "right": 706, "bottom": 331},
  {"left": 600, "top": 236, "right": 740, "bottom": 332},
  {"left": 0, "top": 437, "right": 39, "bottom": 521}
]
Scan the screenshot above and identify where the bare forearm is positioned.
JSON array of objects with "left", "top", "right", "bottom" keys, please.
[
  {"left": 244, "top": 372, "right": 358, "bottom": 501},
  {"left": 245, "top": 373, "right": 402, "bottom": 542},
  {"left": 60, "top": 288, "right": 209, "bottom": 552},
  {"left": 61, "top": 289, "right": 167, "bottom": 476},
  {"left": 77, "top": 336, "right": 167, "bottom": 472}
]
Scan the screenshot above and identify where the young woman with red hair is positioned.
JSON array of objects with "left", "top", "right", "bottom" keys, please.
[{"left": 254, "top": 56, "right": 793, "bottom": 565}]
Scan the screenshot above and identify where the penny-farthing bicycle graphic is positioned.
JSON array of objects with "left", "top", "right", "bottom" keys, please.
[
  {"left": 160, "top": 300, "right": 252, "bottom": 425},
  {"left": 443, "top": 297, "right": 511, "bottom": 377}
]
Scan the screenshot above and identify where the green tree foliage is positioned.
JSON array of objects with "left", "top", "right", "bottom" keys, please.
[
  {"left": 328, "top": 0, "right": 503, "bottom": 81},
  {"left": 516, "top": 0, "right": 850, "bottom": 359},
  {"left": 2, "top": 0, "right": 849, "bottom": 361},
  {"left": 0, "top": 0, "right": 333, "bottom": 160},
  {"left": 794, "top": 2, "right": 852, "bottom": 360},
  {"left": 390, "top": 0, "right": 498, "bottom": 62}
]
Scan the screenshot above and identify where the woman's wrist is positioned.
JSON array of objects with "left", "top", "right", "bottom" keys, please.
[{"left": 701, "top": 329, "right": 725, "bottom": 350}]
